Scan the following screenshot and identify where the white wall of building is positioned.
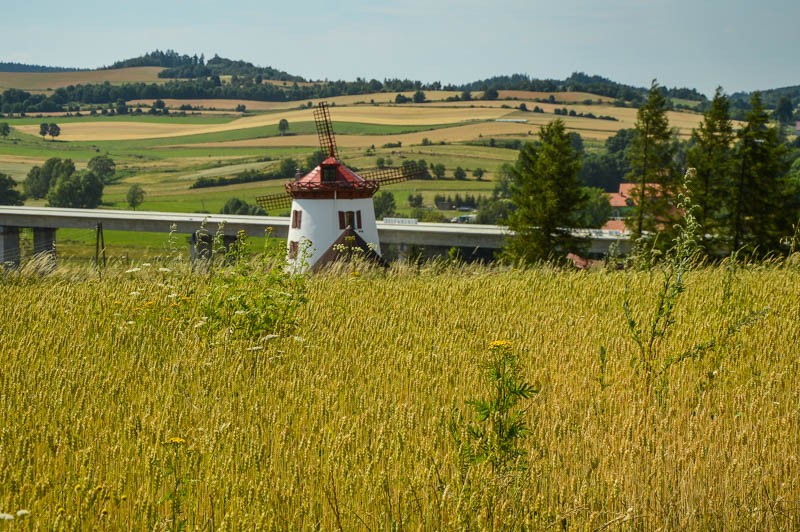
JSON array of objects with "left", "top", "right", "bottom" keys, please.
[{"left": 286, "top": 196, "right": 380, "bottom": 270}]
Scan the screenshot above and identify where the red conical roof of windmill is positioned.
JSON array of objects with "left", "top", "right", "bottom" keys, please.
[{"left": 286, "top": 156, "right": 379, "bottom": 200}]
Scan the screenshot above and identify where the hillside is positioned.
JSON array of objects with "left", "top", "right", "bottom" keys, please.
[
  {"left": 0, "top": 61, "right": 87, "bottom": 73},
  {"left": 0, "top": 67, "right": 164, "bottom": 93}
]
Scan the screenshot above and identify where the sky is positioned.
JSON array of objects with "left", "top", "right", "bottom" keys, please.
[{"left": 3, "top": 0, "right": 798, "bottom": 97}]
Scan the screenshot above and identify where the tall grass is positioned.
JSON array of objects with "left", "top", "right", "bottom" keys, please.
[{"left": 0, "top": 258, "right": 798, "bottom": 528}]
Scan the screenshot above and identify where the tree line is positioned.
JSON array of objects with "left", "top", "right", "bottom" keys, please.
[
  {"left": 497, "top": 81, "right": 800, "bottom": 263},
  {"left": 17, "top": 155, "right": 116, "bottom": 209}
]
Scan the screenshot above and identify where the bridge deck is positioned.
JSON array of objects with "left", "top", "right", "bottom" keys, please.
[{"left": 0, "top": 206, "right": 628, "bottom": 253}]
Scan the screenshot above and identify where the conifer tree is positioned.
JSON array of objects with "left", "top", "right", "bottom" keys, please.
[
  {"left": 626, "top": 80, "right": 678, "bottom": 240},
  {"left": 729, "top": 93, "right": 795, "bottom": 255},
  {"left": 686, "top": 87, "right": 734, "bottom": 254},
  {"left": 505, "top": 119, "right": 587, "bottom": 263}
]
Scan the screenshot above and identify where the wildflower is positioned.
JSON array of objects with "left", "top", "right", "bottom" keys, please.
[
  {"left": 126, "top": 321, "right": 135, "bottom": 326},
  {"left": 158, "top": 267, "right": 171, "bottom": 273},
  {"left": 0, "top": 513, "right": 14, "bottom": 520},
  {"left": 489, "top": 340, "right": 512, "bottom": 350},
  {"left": 130, "top": 291, "right": 140, "bottom": 297},
  {"left": 143, "top": 301, "right": 155, "bottom": 308},
  {"left": 142, "top": 262, "right": 151, "bottom": 267},
  {"left": 164, "top": 317, "right": 172, "bottom": 322},
  {"left": 113, "top": 300, "right": 122, "bottom": 305},
  {"left": 181, "top": 296, "right": 191, "bottom": 303},
  {"left": 351, "top": 271, "right": 361, "bottom": 277},
  {"left": 167, "top": 437, "right": 186, "bottom": 445},
  {"left": 246, "top": 346, "right": 263, "bottom": 351},
  {"left": 16, "top": 510, "right": 30, "bottom": 518},
  {"left": 124, "top": 268, "right": 141, "bottom": 274},
  {"left": 168, "top": 293, "right": 178, "bottom": 299}
]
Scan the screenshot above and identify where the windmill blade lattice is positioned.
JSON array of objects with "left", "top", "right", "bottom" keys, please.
[
  {"left": 255, "top": 192, "right": 292, "bottom": 211},
  {"left": 360, "top": 161, "right": 428, "bottom": 186},
  {"left": 314, "top": 102, "right": 339, "bottom": 159}
]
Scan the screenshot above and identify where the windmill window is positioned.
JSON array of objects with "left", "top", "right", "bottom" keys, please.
[
  {"left": 322, "top": 166, "right": 336, "bottom": 183},
  {"left": 291, "top": 209, "right": 302, "bottom": 229},
  {"left": 338, "top": 211, "right": 362, "bottom": 230},
  {"left": 288, "top": 240, "right": 299, "bottom": 259}
]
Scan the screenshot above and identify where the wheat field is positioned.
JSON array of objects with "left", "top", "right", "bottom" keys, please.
[{"left": 0, "top": 256, "right": 798, "bottom": 529}]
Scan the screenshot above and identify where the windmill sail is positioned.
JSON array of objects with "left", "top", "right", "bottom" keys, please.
[
  {"left": 255, "top": 192, "right": 292, "bottom": 211},
  {"left": 360, "top": 161, "right": 428, "bottom": 185},
  {"left": 313, "top": 102, "right": 339, "bottom": 159},
  {"left": 256, "top": 104, "right": 427, "bottom": 213}
]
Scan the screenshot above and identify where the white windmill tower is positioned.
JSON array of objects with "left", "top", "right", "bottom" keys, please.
[{"left": 256, "top": 102, "right": 424, "bottom": 271}]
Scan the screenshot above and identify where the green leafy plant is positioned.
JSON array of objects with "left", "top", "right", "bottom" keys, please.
[
  {"left": 161, "top": 437, "right": 191, "bottom": 532},
  {"left": 450, "top": 341, "right": 538, "bottom": 475},
  {"left": 620, "top": 169, "right": 766, "bottom": 401},
  {"left": 198, "top": 229, "right": 306, "bottom": 341}
]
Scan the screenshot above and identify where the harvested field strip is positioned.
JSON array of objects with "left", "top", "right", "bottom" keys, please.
[
  {"left": 15, "top": 107, "right": 513, "bottom": 141},
  {"left": 0, "top": 67, "right": 165, "bottom": 92}
]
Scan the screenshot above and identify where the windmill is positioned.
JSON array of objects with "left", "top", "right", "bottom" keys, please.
[{"left": 256, "top": 102, "right": 426, "bottom": 271}]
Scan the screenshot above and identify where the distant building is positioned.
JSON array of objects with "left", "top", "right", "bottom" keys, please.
[
  {"left": 796, "top": 121, "right": 800, "bottom": 133},
  {"left": 603, "top": 182, "right": 662, "bottom": 234}
]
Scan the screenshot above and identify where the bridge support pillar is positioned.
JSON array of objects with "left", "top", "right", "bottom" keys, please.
[
  {"left": 0, "top": 225, "right": 21, "bottom": 268},
  {"left": 33, "top": 227, "right": 57, "bottom": 270}
]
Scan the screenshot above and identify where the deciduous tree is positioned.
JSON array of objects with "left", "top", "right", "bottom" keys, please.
[
  {"left": 24, "top": 158, "right": 75, "bottom": 199},
  {"left": 0, "top": 172, "right": 23, "bottom": 205},
  {"left": 48, "top": 123, "right": 60, "bottom": 141},
  {"left": 0, "top": 122, "right": 10, "bottom": 139},
  {"left": 126, "top": 184, "right": 145, "bottom": 210},
  {"left": 373, "top": 191, "right": 396, "bottom": 219},
  {"left": 88, "top": 155, "right": 117, "bottom": 183},
  {"left": 47, "top": 171, "right": 103, "bottom": 208},
  {"left": 278, "top": 118, "right": 289, "bottom": 136}
]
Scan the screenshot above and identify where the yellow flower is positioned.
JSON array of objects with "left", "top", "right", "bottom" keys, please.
[
  {"left": 166, "top": 437, "right": 186, "bottom": 445},
  {"left": 489, "top": 340, "right": 512, "bottom": 350}
]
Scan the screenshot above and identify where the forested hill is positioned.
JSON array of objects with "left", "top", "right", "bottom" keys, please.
[
  {"left": 104, "top": 49, "right": 304, "bottom": 82},
  {"left": 731, "top": 85, "right": 800, "bottom": 108},
  {"left": 461, "top": 72, "right": 707, "bottom": 105},
  {"left": 0, "top": 62, "right": 86, "bottom": 73}
]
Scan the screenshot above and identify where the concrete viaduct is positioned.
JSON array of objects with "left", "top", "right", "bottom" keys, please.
[{"left": 0, "top": 206, "right": 630, "bottom": 266}]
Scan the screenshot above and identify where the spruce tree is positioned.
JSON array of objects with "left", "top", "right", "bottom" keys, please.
[
  {"left": 505, "top": 119, "right": 587, "bottom": 263},
  {"left": 686, "top": 87, "right": 734, "bottom": 255},
  {"left": 729, "top": 93, "right": 795, "bottom": 256},
  {"left": 626, "top": 80, "right": 678, "bottom": 240}
]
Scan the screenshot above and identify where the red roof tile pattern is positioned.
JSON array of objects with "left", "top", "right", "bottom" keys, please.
[{"left": 287, "top": 157, "right": 379, "bottom": 199}]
